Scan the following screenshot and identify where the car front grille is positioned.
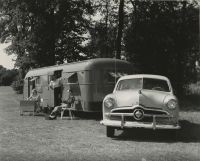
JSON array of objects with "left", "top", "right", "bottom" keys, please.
[
  {"left": 109, "top": 106, "right": 170, "bottom": 123},
  {"left": 109, "top": 115, "right": 172, "bottom": 124}
]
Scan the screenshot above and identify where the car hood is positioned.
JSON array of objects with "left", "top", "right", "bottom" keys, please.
[{"left": 114, "top": 90, "right": 169, "bottom": 109}]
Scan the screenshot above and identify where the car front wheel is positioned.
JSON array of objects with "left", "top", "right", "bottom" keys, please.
[{"left": 106, "top": 126, "right": 115, "bottom": 137}]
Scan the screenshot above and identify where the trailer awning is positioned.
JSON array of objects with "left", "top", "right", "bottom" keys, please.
[
  {"left": 30, "top": 77, "right": 38, "bottom": 82},
  {"left": 64, "top": 72, "right": 75, "bottom": 79}
]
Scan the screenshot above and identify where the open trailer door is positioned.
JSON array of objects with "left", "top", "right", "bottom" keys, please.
[
  {"left": 47, "top": 70, "right": 63, "bottom": 107},
  {"left": 47, "top": 72, "right": 54, "bottom": 107}
]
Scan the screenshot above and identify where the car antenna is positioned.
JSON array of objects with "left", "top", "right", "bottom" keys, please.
[{"left": 114, "top": 51, "right": 117, "bottom": 84}]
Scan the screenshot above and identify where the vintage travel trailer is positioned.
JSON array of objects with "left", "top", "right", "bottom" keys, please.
[{"left": 23, "top": 58, "right": 136, "bottom": 112}]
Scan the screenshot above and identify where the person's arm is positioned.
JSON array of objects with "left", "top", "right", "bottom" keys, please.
[
  {"left": 27, "top": 95, "right": 33, "bottom": 100},
  {"left": 49, "top": 80, "right": 55, "bottom": 89},
  {"left": 68, "top": 96, "right": 75, "bottom": 105},
  {"left": 72, "top": 96, "right": 75, "bottom": 103}
]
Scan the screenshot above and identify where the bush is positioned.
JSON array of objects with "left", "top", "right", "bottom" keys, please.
[
  {"left": 0, "top": 67, "right": 18, "bottom": 86},
  {"left": 179, "top": 82, "right": 200, "bottom": 111},
  {"left": 11, "top": 79, "right": 23, "bottom": 94},
  {"left": 186, "top": 82, "right": 200, "bottom": 95}
]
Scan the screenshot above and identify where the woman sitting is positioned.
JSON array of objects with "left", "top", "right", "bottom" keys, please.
[{"left": 28, "top": 89, "right": 41, "bottom": 113}]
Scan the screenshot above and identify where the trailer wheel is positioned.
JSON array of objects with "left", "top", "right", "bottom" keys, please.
[{"left": 106, "top": 126, "right": 115, "bottom": 137}]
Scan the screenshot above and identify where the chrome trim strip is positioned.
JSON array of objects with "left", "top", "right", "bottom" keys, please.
[{"left": 111, "top": 105, "right": 169, "bottom": 115}]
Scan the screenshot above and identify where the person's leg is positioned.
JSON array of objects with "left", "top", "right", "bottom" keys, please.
[
  {"left": 35, "top": 102, "right": 41, "bottom": 113},
  {"left": 51, "top": 106, "right": 60, "bottom": 113},
  {"left": 49, "top": 106, "right": 62, "bottom": 118}
]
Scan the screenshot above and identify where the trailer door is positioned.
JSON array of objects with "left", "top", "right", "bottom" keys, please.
[{"left": 47, "top": 70, "right": 63, "bottom": 107}]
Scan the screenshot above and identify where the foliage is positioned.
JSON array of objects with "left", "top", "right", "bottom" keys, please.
[
  {"left": 179, "top": 81, "right": 200, "bottom": 111},
  {"left": 0, "top": 0, "right": 93, "bottom": 70},
  {"left": 186, "top": 82, "right": 200, "bottom": 95},
  {"left": 10, "top": 68, "right": 25, "bottom": 94},
  {"left": 0, "top": 65, "right": 23, "bottom": 93},
  {"left": 0, "top": 65, "right": 18, "bottom": 86},
  {"left": 86, "top": 0, "right": 131, "bottom": 59},
  {"left": 85, "top": 0, "right": 118, "bottom": 58},
  {"left": 86, "top": 22, "right": 117, "bottom": 58},
  {"left": 11, "top": 78, "right": 23, "bottom": 94},
  {"left": 124, "top": 1, "right": 199, "bottom": 95}
]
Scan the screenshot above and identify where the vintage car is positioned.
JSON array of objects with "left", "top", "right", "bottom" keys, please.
[{"left": 100, "top": 74, "right": 180, "bottom": 137}]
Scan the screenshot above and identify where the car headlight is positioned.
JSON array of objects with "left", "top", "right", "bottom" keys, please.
[
  {"left": 167, "top": 99, "right": 177, "bottom": 109},
  {"left": 104, "top": 98, "right": 115, "bottom": 108}
]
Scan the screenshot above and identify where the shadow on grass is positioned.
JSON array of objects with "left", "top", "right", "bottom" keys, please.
[
  {"left": 65, "top": 111, "right": 103, "bottom": 121},
  {"left": 113, "top": 120, "right": 200, "bottom": 143},
  {"left": 35, "top": 108, "right": 103, "bottom": 120},
  {"left": 179, "top": 94, "right": 200, "bottom": 112},
  {"left": 46, "top": 111, "right": 103, "bottom": 121}
]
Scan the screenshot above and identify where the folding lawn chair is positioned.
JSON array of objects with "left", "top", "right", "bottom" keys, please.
[
  {"left": 19, "top": 100, "right": 36, "bottom": 116},
  {"left": 60, "top": 100, "right": 78, "bottom": 120}
]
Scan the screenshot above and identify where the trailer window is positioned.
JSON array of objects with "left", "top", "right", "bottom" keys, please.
[{"left": 64, "top": 72, "right": 80, "bottom": 96}]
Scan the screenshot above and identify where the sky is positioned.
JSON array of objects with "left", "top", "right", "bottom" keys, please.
[{"left": 0, "top": 43, "right": 15, "bottom": 69}]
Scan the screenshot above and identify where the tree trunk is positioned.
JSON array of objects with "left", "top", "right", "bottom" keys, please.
[
  {"left": 104, "top": 0, "right": 109, "bottom": 58},
  {"left": 176, "top": 1, "right": 187, "bottom": 96},
  {"left": 48, "top": 8, "right": 56, "bottom": 66},
  {"left": 116, "top": 0, "right": 124, "bottom": 59}
]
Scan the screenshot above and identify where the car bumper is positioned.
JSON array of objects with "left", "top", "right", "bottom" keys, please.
[
  {"left": 100, "top": 120, "right": 180, "bottom": 129},
  {"left": 100, "top": 113, "right": 180, "bottom": 130}
]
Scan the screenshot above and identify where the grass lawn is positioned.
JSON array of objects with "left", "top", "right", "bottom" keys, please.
[{"left": 0, "top": 86, "right": 200, "bottom": 161}]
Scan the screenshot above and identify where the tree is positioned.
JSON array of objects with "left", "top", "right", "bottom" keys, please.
[
  {"left": 86, "top": 0, "right": 131, "bottom": 59},
  {"left": 86, "top": 0, "right": 118, "bottom": 58},
  {"left": 116, "top": 0, "right": 124, "bottom": 59},
  {"left": 0, "top": 65, "right": 18, "bottom": 86},
  {"left": 0, "top": 0, "right": 93, "bottom": 70},
  {"left": 124, "top": 0, "right": 199, "bottom": 95}
]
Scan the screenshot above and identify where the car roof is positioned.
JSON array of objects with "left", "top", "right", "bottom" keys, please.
[{"left": 118, "top": 74, "right": 170, "bottom": 81}]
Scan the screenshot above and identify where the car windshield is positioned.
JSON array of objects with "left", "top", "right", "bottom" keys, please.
[
  {"left": 116, "top": 78, "right": 170, "bottom": 92},
  {"left": 143, "top": 78, "right": 170, "bottom": 92},
  {"left": 116, "top": 78, "right": 142, "bottom": 91}
]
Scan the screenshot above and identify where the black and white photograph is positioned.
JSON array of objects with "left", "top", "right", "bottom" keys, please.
[{"left": 0, "top": 0, "right": 199, "bottom": 161}]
